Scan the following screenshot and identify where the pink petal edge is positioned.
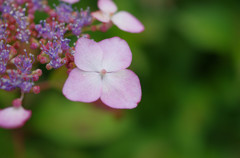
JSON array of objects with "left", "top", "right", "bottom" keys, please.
[
  {"left": 98, "top": 0, "right": 117, "bottom": 14},
  {"left": 112, "top": 11, "right": 145, "bottom": 33},
  {"left": 91, "top": 11, "right": 111, "bottom": 23},
  {"left": 100, "top": 69, "right": 142, "bottom": 109},
  {"left": 99, "top": 37, "right": 132, "bottom": 72},
  {"left": 60, "top": 0, "right": 79, "bottom": 4},
  {"left": 0, "top": 106, "right": 31, "bottom": 129},
  {"left": 63, "top": 68, "right": 102, "bottom": 103}
]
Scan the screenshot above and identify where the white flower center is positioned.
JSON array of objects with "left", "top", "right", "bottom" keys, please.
[{"left": 100, "top": 69, "right": 107, "bottom": 78}]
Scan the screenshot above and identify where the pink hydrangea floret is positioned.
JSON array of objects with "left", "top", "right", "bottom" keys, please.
[
  {"left": 60, "top": 0, "right": 80, "bottom": 4},
  {"left": 0, "top": 106, "right": 31, "bottom": 129},
  {"left": 63, "top": 37, "right": 142, "bottom": 109},
  {"left": 92, "top": 0, "right": 145, "bottom": 33}
]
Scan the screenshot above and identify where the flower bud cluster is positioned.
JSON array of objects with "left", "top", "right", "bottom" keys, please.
[
  {"left": 0, "top": 24, "right": 10, "bottom": 74},
  {"left": 0, "top": 50, "right": 41, "bottom": 93},
  {"left": 71, "top": 8, "right": 92, "bottom": 36},
  {"left": 1, "top": 2, "right": 30, "bottom": 42},
  {"left": 0, "top": 0, "right": 144, "bottom": 129}
]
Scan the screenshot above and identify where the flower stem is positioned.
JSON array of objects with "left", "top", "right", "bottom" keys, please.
[{"left": 12, "top": 130, "right": 25, "bottom": 158}]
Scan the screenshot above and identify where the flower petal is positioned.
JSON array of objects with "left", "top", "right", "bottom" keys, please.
[
  {"left": 99, "top": 37, "right": 132, "bottom": 72},
  {"left": 0, "top": 106, "right": 31, "bottom": 129},
  {"left": 101, "top": 69, "right": 141, "bottom": 109},
  {"left": 98, "top": 0, "right": 117, "bottom": 14},
  {"left": 111, "top": 11, "right": 145, "bottom": 33},
  {"left": 91, "top": 11, "right": 111, "bottom": 23},
  {"left": 63, "top": 68, "right": 102, "bottom": 102},
  {"left": 60, "top": 0, "right": 79, "bottom": 4},
  {"left": 75, "top": 38, "right": 103, "bottom": 71}
]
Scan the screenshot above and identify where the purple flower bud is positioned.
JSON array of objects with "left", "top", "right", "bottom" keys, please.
[
  {"left": 55, "top": 3, "right": 74, "bottom": 23},
  {"left": 0, "top": 64, "right": 6, "bottom": 74},
  {"left": 31, "top": 0, "right": 45, "bottom": 11},
  {"left": 16, "top": 28, "right": 31, "bottom": 42},
  {"left": 13, "top": 50, "right": 34, "bottom": 74},
  {"left": 20, "top": 81, "right": 33, "bottom": 92},
  {"left": 60, "top": 38, "right": 70, "bottom": 51},
  {"left": 0, "top": 24, "right": 8, "bottom": 40},
  {"left": 71, "top": 8, "right": 92, "bottom": 36},
  {"left": 0, "top": 2, "right": 12, "bottom": 14},
  {"left": 36, "top": 20, "right": 66, "bottom": 40},
  {"left": 40, "top": 41, "right": 64, "bottom": 69},
  {"left": 0, "top": 40, "right": 10, "bottom": 74},
  {"left": 1, "top": 2, "right": 30, "bottom": 42},
  {"left": 0, "top": 50, "right": 35, "bottom": 93}
]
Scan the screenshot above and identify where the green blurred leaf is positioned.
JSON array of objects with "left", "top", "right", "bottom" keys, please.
[
  {"left": 0, "top": 130, "right": 14, "bottom": 158},
  {"left": 176, "top": 4, "right": 236, "bottom": 51},
  {"left": 0, "top": 90, "right": 17, "bottom": 106},
  {"left": 49, "top": 66, "right": 68, "bottom": 91},
  {"left": 30, "top": 91, "right": 132, "bottom": 146}
]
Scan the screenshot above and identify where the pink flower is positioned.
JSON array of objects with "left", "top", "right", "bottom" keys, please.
[
  {"left": 60, "top": 0, "right": 79, "bottom": 4},
  {"left": 92, "top": 0, "right": 144, "bottom": 33},
  {"left": 0, "top": 106, "right": 31, "bottom": 129},
  {"left": 63, "top": 37, "right": 142, "bottom": 109}
]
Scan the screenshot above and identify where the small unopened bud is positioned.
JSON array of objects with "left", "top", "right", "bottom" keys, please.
[
  {"left": 44, "top": 6, "right": 51, "bottom": 13},
  {"left": 67, "top": 62, "right": 75, "bottom": 69},
  {"left": 49, "top": 10, "right": 57, "bottom": 17},
  {"left": 32, "top": 74, "right": 39, "bottom": 81},
  {"left": 100, "top": 24, "right": 108, "bottom": 32},
  {"left": 62, "top": 58, "right": 68, "bottom": 64},
  {"left": 30, "top": 38, "right": 39, "bottom": 49},
  {"left": 36, "top": 69, "right": 42, "bottom": 76},
  {"left": 33, "top": 86, "right": 40, "bottom": 94},
  {"left": 46, "top": 64, "right": 52, "bottom": 70},
  {"left": 28, "top": 14, "right": 34, "bottom": 21},
  {"left": 37, "top": 55, "right": 48, "bottom": 64},
  {"left": 30, "top": 42, "right": 38, "bottom": 49},
  {"left": 13, "top": 41, "right": 20, "bottom": 49},
  {"left": 66, "top": 53, "right": 74, "bottom": 62},
  {"left": 9, "top": 25, "right": 16, "bottom": 31},
  {"left": 30, "top": 23, "right": 35, "bottom": 30},
  {"left": 91, "top": 26, "right": 97, "bottom": 32},
  {"left": 12, "top": 99, "right": 22, "bottom": 108},
  {"left": 67, "top": 69, "right": 72, "bottom": 74},
  {"left": 9, "top": 17, "right": 16, "bottom": 24}
]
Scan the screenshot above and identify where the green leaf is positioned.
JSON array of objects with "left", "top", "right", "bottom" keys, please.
[
  {"left": 176, "top": 4, "right": 236, "bottom": 51},
  {"left": 30, "top": 91, "right": 132, "bottom": 146}
]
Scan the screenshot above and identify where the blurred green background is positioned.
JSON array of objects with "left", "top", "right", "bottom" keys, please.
[{"left": 1, "top": 0, "right": 240, "bottom": 157}]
